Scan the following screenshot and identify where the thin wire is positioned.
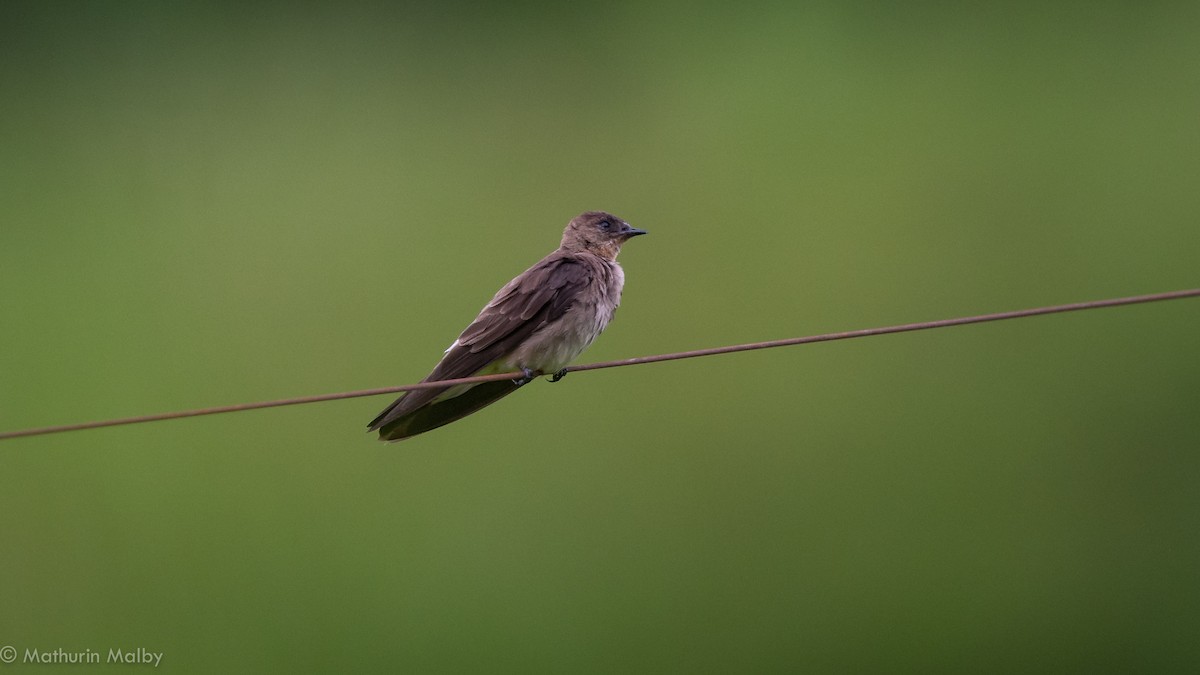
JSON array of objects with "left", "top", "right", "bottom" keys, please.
[{"left": 1, "top": 288, "right": 1197, "bottom": 441}]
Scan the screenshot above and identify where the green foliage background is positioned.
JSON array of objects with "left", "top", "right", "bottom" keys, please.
[{"left": 2, "top": 2, "right": 1198, "bottom": 672}]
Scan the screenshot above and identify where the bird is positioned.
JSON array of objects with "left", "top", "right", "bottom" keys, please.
[{"left": 368, "top": 211, "right": 646, "bottom": 441}]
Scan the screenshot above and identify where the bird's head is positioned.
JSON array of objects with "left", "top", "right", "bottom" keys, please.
[{"left": 560, "top": 211, "right": 646, "bottom": 260}]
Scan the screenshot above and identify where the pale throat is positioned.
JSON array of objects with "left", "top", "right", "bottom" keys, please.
[{"left": 591, "top": 241, "right": 622, "bottom": 261}]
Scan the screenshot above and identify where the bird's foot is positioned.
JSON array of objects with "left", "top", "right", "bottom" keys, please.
[
  {"left": 512, "top": 367, "right": 537, "bottom": 386},
  {"left": 548, "top": 368, "right": 569, "bottom": 383}
]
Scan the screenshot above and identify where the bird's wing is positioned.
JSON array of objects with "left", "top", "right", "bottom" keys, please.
[
  {"left": 437, "top": 254, "right": 590, "bottom": 376},
  {"left": 368, "top": 255, "right": 591, "bottom": 433}
]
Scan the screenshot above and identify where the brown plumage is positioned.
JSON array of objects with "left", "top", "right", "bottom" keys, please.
[{"left": 368, "top": 211, "right": 646, "bottom": 441}]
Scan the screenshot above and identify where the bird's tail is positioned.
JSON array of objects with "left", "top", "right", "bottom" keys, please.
[{"left": 370, "top": 379, "right": 522, "bottom": 441}]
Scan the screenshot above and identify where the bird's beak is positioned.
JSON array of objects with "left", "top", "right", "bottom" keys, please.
[{"left": 621, "top": 223, "right": 647, "bottom": 238}]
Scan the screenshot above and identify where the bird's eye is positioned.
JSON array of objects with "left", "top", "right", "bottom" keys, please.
[{"left": 598, "top": 220, "right": 612, "bottom": 230}]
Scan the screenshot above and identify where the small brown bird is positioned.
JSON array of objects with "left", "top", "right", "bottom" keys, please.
[{"left": 368, "top": 211, "right": 646, "bottom": 441}]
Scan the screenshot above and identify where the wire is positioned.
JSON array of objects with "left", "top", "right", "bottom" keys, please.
[{"left": 1, "top": 288, "right": 1197, "bottom": 441}]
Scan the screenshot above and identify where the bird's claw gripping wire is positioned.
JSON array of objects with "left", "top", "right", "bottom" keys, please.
[
  {"left": 512, "top": 367, "right": 537, "bottom": 386},
  {"left": 548, "top": 369, "right": 568, "bottom": 383}
]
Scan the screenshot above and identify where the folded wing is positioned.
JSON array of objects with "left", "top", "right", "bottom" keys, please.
[{"left": 368, "top": 255, "right": 591, "bottom": 440}]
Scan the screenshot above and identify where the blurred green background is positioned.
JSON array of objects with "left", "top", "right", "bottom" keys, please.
[{"left": 2, "top": 1, "right": 1198, "bottom": 672}]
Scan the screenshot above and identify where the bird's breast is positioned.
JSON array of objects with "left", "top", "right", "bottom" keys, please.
[{"left": 507, "top": 261, "right": 624, "bottom": 372}]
